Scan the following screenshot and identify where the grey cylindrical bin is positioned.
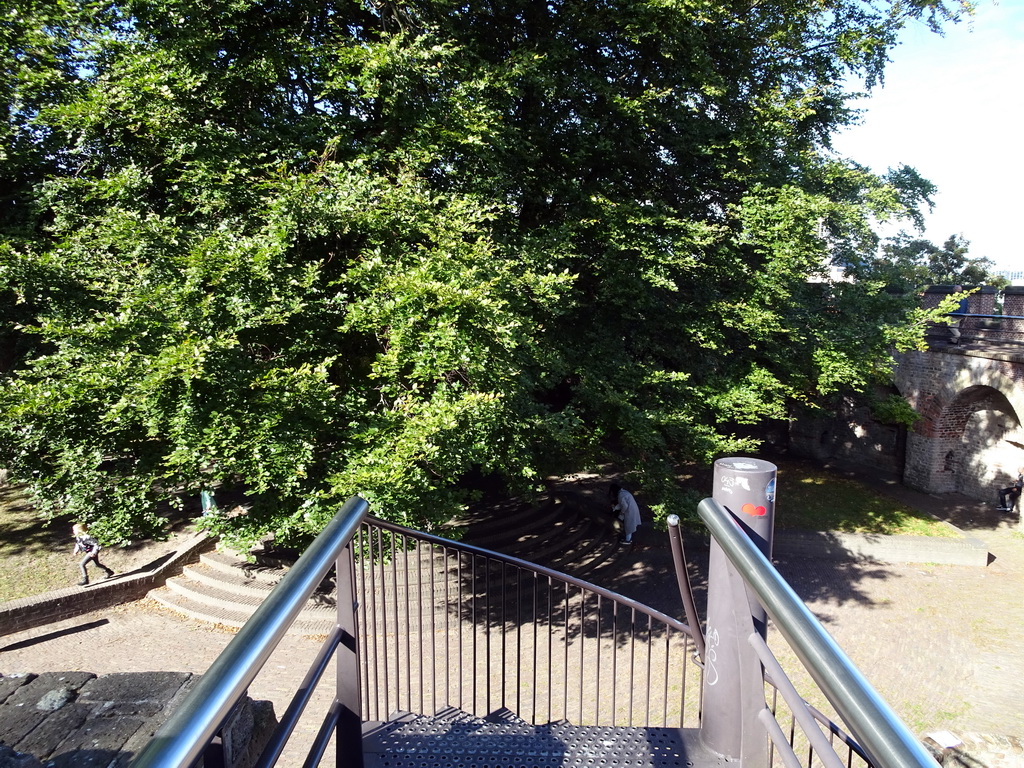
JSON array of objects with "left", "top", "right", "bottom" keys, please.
[{"left": 701, "top": 457, "right": 777, "bottom": 760}]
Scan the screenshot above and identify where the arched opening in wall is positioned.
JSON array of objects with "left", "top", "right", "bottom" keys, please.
[
  {"left": 943, "top": 450, "right": 956, "bottom": 474},
  {"left": 933, "top": 385, "right": 1022, "bottom": 499}
]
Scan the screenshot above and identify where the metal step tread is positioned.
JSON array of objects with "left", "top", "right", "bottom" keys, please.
[{"left": 362, "top": 708, "right": 726, "bottom": 768}]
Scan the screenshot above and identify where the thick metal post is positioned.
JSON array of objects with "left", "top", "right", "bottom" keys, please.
[
  {"left": 700, "top": 457, "right": 777, "bottom": 761},
  {"left": 336, "top": 543, "right": 363, "bottom": 768}
]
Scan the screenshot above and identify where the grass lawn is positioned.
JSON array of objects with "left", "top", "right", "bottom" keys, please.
[
  {"left": 0, "top": 484, "right": 195, "bottom": 602},
  {"left": 772, "top": 460, "right": 957, "bottom": 537},
  {"left": 0, "top": 485, "right": 82, "bottom": 601}
]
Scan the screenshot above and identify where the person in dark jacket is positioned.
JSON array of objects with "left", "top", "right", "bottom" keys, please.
[
  {"left": 72, "top": 523, "right": 115, "bottom": 586},
  {"left": 996, "top": 467, "right": 1024, "bottom": 513}
]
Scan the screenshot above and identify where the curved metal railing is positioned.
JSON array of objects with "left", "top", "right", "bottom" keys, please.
[
  {"left": 127, "top": 490, "right": 934, "bottom": 768},
  {"left": 355, "top": 517, "right": 702, "bottom": 728}
]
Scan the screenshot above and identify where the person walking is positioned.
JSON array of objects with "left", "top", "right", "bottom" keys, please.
[
  {"left": 609, "top": 483, "right": 642, "bottom": 545},
  {"left": 72, "top": 523, "right": 115, "bottom": 586},
  {"left": 996, "top": 467, "right": 1024, "bottom": 513}
]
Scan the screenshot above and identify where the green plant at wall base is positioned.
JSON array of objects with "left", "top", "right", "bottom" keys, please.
[{"left": 870, "top": 394, "right": 922, "bottom": 428}]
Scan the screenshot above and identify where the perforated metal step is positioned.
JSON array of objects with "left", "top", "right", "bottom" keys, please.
[{"left": 362, "top": 708, "right": 726, "bottom": 768}]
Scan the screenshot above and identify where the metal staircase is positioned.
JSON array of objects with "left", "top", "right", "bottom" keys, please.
[{"left": 128, "top": 459, "right": 940, "bottom": 768}]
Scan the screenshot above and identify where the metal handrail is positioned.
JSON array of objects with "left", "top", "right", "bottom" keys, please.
[
  {"left": 946, "top": 312, "right": 1024, "bottom": 320},
  {"left": 697, "top": 497, "right": 937, "bottom": 768},
  {"left": 130, "top": 496, "right": 370, "bottom": 768}
]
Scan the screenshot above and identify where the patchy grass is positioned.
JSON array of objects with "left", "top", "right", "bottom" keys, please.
[
  {"left": 0, "top": 485, "right": 81, "bottom": 601},
  {"left": 773, "top": 461, "right": 956, "bottom": 537},
  {"left": 0, "top": 484, "right": 196, "bottom": 602}
]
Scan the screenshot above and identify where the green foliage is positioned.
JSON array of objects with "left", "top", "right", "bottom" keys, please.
[
  {"left": 870, "top": 394, "right": 922, "bottom": 428},
  {"left": 874, "top": 232, "right": 1003, "bottom": 290},
  {"left": 0, "top": 0, "right": 971, "bottom": 546}
]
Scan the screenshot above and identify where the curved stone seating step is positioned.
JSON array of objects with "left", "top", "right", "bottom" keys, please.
[
  {"left": 452, "top": 496, "right": 565, "bottom": 548},
  {"left": 147, "top": 550, "right": 338, "bottom": 636},
  {"left": 146, "top": 489, "right": 628, "bottom": 637}
]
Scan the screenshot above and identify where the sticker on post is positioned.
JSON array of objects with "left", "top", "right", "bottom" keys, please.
[{"left": 765, "top": 477, "right": 776, "bottom": 503}]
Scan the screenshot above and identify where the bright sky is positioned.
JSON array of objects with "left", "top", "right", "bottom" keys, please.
[{"left": 830, "top": 0, "right": 1024, "bottom": 273}]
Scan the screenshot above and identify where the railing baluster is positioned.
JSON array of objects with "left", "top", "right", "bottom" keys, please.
[
  {"left": 611, "top": 599, "right": 618, "bottom": 724},
  {"left": 428, "top": 540, "right": 436, "bottom": 716},
  {"left": 595, "top": 594, "right": 602, "bottom": 725},
  {"left": 500, "top": 560, "right": 507, "bottom": 713},
  {"left": 485, "top": 556, "right": 492, "bottom": 716},
  {"left": 382, "top": 530, "right": 392, "bottom": 718},
  {"left": 546, "top": 574, "right": 554, "bottom": 724},
  {"left": 562, "top": 581, "right": 569, "bottom": 722},
  {"left": 644, "top": 614, "right": 652, "bottom": 727},
  {"left": 415, "top": 535, "right": 424, "bottom": 716},
  {"left": 443, "top": 544, "right": 451, "bottom": 712},
  {"left": 471, "top": 553, "right": 478, "bottom": 715},
  {"left": 662, "top": 629, "right": 670, "bottom": 728},
  {"left": 578, "top": 585, "right": 585, "bottom": 726},
  {"left": 401, "top": 532, "right": 411, "bottom": 714},
  {"left": 457, "top": 549, "right": 464, "bottom": 712}
]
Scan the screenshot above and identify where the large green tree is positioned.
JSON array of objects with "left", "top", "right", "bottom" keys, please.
[
  {"left": 875, "top": 232, "right": 1002, "bottom": 290},
  {"left": 0, "top": 0, "right": 967, "bottom": 545}
]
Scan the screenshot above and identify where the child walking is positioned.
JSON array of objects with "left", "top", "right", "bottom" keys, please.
[{"left": 72, "top": 523, "right": 114, "bottom": 586}]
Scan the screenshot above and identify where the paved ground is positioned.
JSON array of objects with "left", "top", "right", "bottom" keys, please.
[{"left": 1, "top": 466, "right": 1022, "bottom": 766}]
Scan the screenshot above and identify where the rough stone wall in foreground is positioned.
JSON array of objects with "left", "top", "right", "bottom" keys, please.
[{"left": 0, "top": 671, "right": 276, "bottom": 768}]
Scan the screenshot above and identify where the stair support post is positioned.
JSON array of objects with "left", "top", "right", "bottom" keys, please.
[
  {"left": 700, "top": 457, "right": 777, "bottom": 764},
  {"left": 336, "top": 542, "right": 363, "bottom": 768}
]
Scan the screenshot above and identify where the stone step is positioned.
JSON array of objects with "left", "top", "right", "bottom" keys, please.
[
  {"left": 183, "top": 562, "right": 283, "bottom": 602},
  {"left": 454, "top": 496, "right": 564, "bottom": 546},
  {"left": 164, "top": 573, "right": 336, "bottom": 620},
  {"left": 199, "top": 550, "right": 287, "bottom": 587},
  {"left": 149, "top": 585, "right": 337, "bottom": 636}
]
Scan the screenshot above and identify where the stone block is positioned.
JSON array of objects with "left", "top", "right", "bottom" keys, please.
[
  {"left": 0, "top": 705, "right": 47, "bottom": 749},
  {"left": 5, "top": 672, "right": 94, "bottom": 708},
  {"left": 221, "top": 698, "right": 278, "bottom": 768},
  {"left": 79, "top": 672, "right": 192, "bottom": 718},
  {"left": 0, "top": 674, "right": 35, "bottom": 705},
  {"left": 12, "top": 702, "right": 90, "bottom": 761},
  {"left": 0, "top": 744, "right": 44, "bottom": 768},
  {"left": 44, "top": 715, "right": 149, "bottom": 768}
]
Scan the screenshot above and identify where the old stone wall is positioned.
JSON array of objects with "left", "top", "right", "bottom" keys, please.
[
  {"left": 0, "top": 533, "right": 212, "bottom": 638},
  {"left": 788, "top": 395, "right": 904, "bottom": 474}
]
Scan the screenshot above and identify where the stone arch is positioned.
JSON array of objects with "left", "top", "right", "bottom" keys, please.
[
  {"left": 930, "top": 385, "right": 1022, "bottom": 497},
  {"left": 899, "top": 351, "right": 1024, "bottom": 498}
]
